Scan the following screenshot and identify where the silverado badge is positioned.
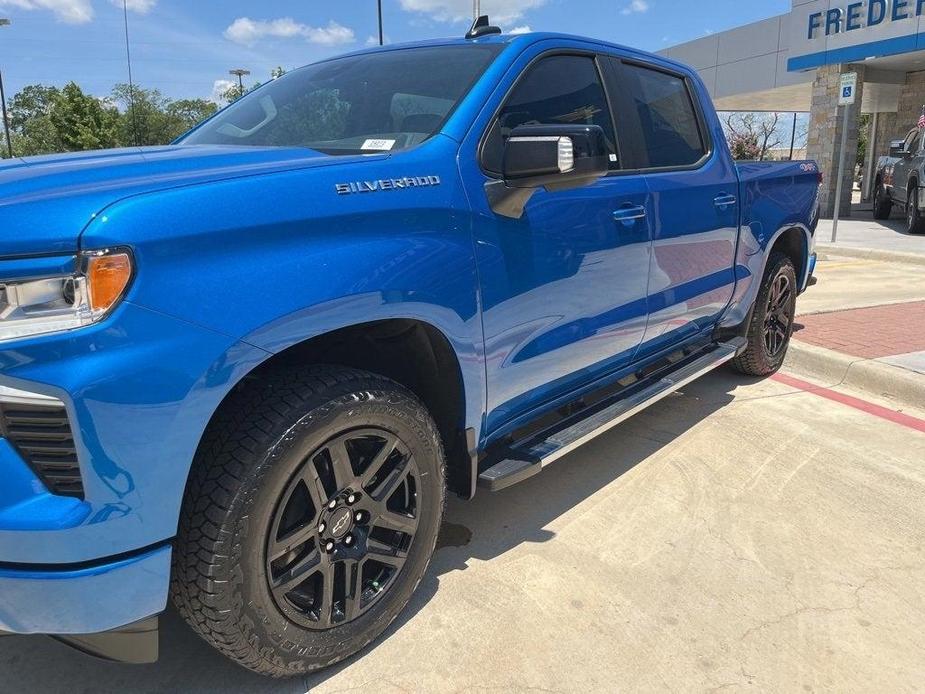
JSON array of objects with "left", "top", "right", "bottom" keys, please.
[{"left": 335, "top": 176, "right": 441, "bottom": 195}]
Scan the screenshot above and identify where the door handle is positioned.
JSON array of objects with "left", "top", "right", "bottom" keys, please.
[
  {"left": 613, "top": 205, "right": 647, "bottom": 227},
  {"left": 714, "top": 194, "right": 737, "bottom": 210}
]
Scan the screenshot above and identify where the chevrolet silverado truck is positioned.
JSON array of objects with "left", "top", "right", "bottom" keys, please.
[
  {"left": 0, "top": 18, "right": 819, "bottom": 677},
  {"left": 873, "top": 127, "right": 925, "bottom": 233}
]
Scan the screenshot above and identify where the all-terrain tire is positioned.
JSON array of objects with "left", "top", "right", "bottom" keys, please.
[
  {"left": 731, "top": 252, "right": 798, "bottom": 377},
  {"left": 171, "top": 365, "right": 446, "bottom": 678},
  {"left": 873, "top": 181, "right": 892, "bottom": 220}
]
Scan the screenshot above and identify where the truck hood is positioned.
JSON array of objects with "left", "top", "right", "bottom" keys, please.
[{"left": 0, "top": 145, "right": 378, "bottom": 259}]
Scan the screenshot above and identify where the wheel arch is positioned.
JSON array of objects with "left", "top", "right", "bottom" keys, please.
[
  {"left": 767, "top": 224, "right": 810, "bottom": 285},
  {"left": 188, "top": 315, "right": 479, "bottom": 503}
]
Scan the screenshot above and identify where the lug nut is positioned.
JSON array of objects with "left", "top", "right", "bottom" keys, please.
[
  {"left": 328, "top": 499, "right": 338, "bottom": 510},
  {"left": 325, "top": 540, "right": 336, "bottom": 553},
  {"left": 347, "top": 493, "right": 359, "bottom": 505},
  {"left": 354, "top": 511, "right": 365, "bottom": 523},
  {"left": 318, "top": 522, "right": 326, "bottom": 534},
  {"left": 344, "top": 534, "right": 354, "bottom": 547}
]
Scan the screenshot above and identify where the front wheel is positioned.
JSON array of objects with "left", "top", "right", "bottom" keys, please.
[
  {"left": 172, "top": 366, "right": 446, "bottom": 678},
  {"left": 908, "top": 187, "right": 925, "bottom": 234},
  {"left": 731, "top": 252, "right": 798, "bottom": 377},
  {"left": 873, "top": 182, "right": 892, "bottom": 219}
]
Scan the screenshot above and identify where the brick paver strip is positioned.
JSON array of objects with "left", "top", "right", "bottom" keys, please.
[{"left": 794, "top": 301, "right": 925, "bottom": 359}]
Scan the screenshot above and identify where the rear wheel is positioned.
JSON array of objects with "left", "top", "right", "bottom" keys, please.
[
  {"left": 731, "top": 252, "right": 798, "bottom": 377},
  {"left": 873, "top": 181, "right": 892, "bottom": 219},
  {"left": 907, "top": 187, "right": 925, "bottom": 234},
  {"left": 172, "top": 365, "right": 445, "bottom": 678}
]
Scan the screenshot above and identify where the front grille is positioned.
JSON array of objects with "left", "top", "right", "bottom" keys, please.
[{"left": 0, "top": 401, "right": 84, "bottom": 498}]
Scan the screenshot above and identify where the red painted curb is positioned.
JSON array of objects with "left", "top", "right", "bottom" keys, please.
[{"left": 772, "top": 372, "right": 925, "bottom": 434}]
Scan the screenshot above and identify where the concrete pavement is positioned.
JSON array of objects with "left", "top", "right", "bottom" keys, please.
[
  {"left": 816, "top": 210, "right": 925, "bottom": 256},
  {"left": 1, "top": 370, "right": 924, "bottom": 693}
]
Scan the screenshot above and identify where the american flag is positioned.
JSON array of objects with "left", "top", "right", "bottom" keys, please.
[{"left": 919, "top": 105, "right": 925, "bottom": 129}]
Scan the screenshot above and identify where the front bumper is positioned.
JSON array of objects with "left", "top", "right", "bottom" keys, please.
[
  {"left": 0, "top": 544, "right": 170, "bottom": 635},
  {"left": 0, "top": 287, "right": 268, "bottom": 638},
  {"left": 0, "top": 300, "right": 266, "bottom": 565}
]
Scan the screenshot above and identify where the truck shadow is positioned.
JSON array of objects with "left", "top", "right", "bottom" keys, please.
[{"left": 0, "top": 370, "right": 750, "bottom": 693}]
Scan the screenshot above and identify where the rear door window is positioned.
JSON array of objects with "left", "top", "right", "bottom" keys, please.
[{"left": 617, "top": 62, "right": 707, "bottom": 169}]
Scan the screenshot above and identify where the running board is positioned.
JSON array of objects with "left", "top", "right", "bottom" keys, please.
[{"left": 478, "top": 338, "right": 746, "bottom": 492}]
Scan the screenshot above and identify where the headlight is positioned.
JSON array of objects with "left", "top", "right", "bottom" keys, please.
[{"left": 0, "top": 249, "right": 133, "bottom": 343}]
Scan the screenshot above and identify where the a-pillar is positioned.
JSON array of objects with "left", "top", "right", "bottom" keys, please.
[{"left": 806, "top": 64, "right": 866, "bottom": 218}]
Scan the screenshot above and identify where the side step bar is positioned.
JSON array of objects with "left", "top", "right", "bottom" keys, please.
[{"left": 478, "top": 338, "right": 746, "bottom": 492}]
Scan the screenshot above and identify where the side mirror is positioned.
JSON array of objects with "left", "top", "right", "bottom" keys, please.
[
  {"left": 890, "top": 139, "right": 910, "bottom": 157},
  {"left": 487, "top": 124, "right": 610, "bottom": 218},
  {"left": 503, "top": 124, "right": 609, "bottom": 189}
]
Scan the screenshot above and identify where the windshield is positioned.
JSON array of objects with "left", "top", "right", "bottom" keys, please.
[{"left": 181, "top": 45, "right": 502, "bottom": 155}]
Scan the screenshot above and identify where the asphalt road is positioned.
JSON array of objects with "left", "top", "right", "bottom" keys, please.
[{"left": 2, "top": 368, "right": 924, "bottom": 693}]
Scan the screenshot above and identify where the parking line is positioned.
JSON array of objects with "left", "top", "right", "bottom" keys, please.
[{"left": 771, "top": 372, "right": 925, "bottom": 434}]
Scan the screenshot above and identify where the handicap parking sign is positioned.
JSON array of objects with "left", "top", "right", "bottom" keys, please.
[{"left": 839, "top": 73, "right": 857, "bottom": 105}]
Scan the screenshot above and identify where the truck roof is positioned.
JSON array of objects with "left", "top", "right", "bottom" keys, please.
[{"left": 324, "top": 31, "right": 688, "bottom": 74}]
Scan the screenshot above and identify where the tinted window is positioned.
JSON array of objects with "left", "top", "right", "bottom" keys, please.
[
  {"left": 621, "top": 64, "right": 706, "bottom": 169},
  {"left": 182, "top": 45, "right": 501, "bottom": 155},
  {"left": 483, "top": 55, "right": 618, "bottom": 173}
]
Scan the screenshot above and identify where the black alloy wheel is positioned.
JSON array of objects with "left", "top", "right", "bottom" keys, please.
[
  {"left": 731, "top": 252, "right": 798, "bottom": 376},
  {"left": 172, "top": 366, "right": 445, "bottom": 677},
  {"left": 266, "top": 429, "right": 420, "bottom": 630},
  {"left": 763, "top": 272, "right": 793, "bottom": 358}
]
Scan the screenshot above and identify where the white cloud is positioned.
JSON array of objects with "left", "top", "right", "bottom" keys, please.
[
  {"left": 0, "top": 0, "right": 93, "bottom": 23},
  {"left": 621, "top": 0, "right": 649, "bottom": 15},
  {"left": 224, "top": 17, "right": 355, "bottom": 47},
  {"left": 508, "top": 25, "right": 531, "bottom": 34},
  {"left": 109, "top": 0, "right": 156, "bottom": 13},
  {"left": 210, "top": 79, "right": 235, "bottom": 104},
  {"left": 399, "top": 0, "right": 544, "bottom": 25}
]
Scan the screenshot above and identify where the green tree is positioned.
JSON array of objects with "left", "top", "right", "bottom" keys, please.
[
  {"left": 165, "top": 99, "right": 218, "bottom": 138},
  {"left": 113, "top": 85, "right": 218, "bottom": 144},
  {"left": 7, "top": 84, "right": 62, "bottom": 156},
  {"left": 222, "top": 83, "right": 247, "bottom": 104},
  {"left": 223, "top": 67, "right": 286, "bottom": 104},
  {"left": 48, "top": 82, "right": 120, "bottom": 151},
  {"left": 857, "top": 113, "right": 871, "bottom": 168},
  {"left": 112, "top": 83, "right": 177, "bottom": 146}
]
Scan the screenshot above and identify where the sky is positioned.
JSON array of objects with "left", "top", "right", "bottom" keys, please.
[{"left": 0, "top": 0, "right": 794, "bottom": 103}]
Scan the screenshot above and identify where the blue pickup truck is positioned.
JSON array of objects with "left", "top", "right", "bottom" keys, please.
[{"left": 0, "top": 19, "right": 818, "bottom": 677}]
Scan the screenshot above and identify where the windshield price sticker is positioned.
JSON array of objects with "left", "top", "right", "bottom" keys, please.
[{"left": 362, "top": 139, "right": 397, "bottom": 151}]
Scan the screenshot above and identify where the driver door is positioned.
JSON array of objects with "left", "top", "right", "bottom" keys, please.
[{"left": 465, "top": 51, "right": 653, "bottom": 437}]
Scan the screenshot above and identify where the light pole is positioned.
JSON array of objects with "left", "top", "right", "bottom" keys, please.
[
  {"left": 0, "top": 18, "right": 12, "bottom": 159},
  {"left": 473, "top": 0, "right": 481, "bottom": 19},
  {"left": 229, "top": 68, "right": 250, "bottom": 99},
  {"left": 377, "top": 0, "right": 384, "bottom": 46}
]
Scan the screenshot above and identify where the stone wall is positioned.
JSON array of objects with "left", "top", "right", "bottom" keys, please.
[{"left": 806, "top": 64, "right": 865, "bottom": 218}]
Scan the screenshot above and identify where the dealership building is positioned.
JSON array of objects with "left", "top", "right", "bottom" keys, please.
[{"left": 660, "top": 0, "right": 925, "bottom": 217}]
